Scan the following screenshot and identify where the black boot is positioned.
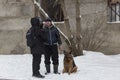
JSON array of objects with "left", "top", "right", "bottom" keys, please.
[
  {"left": 32, "top": 74, "right": 45, "bottom": 78},
  {"left": 45, "top": 65, "right": 50, "bottom": 75},
  {"left": 53, "top": 65, "right": 60, "bottom": 74}
]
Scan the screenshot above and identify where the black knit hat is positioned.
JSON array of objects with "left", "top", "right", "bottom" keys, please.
[{"left": 45, "top": 18, "right": 52, "bottom": 22}]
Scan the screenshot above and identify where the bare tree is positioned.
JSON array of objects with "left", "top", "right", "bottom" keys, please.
[
  {"left": 59, "top": 0, "right": 83, "bottom": 56},
  {"left": 82, "top": 15, "right": 108, "bottom": 51},
  {"left": 32, "top": 0, "right": 83, "bottom": 56}
]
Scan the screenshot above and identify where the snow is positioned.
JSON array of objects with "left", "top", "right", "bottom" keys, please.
[{"left": 0, "top": 51, "right": 120, "bottom": 80}]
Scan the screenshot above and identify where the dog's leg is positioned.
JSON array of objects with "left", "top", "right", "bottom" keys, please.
[
  {"left": 62, "top": 69, "right": 66, "bottom": 73},
  {"left": 62, "top": 68, "right": 67, "bottom": 73},
  {"left": 68, "top": 68, "right": 72, "bottom": 75}
]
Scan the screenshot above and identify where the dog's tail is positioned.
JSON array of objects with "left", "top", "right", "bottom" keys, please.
[
  {"left": 72, "top": 60, "right": 77, "bottom": 73},
  {"left": 72, "top": 66, "right": 77, "bottom": 73}
]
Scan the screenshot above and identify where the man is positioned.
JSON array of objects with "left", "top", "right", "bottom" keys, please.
[
  {"left": 29, "top": 17, "right": 45, "bottom": 78},
  {"left": 43, "top": 18, "right": 62, "bottom": 74}
]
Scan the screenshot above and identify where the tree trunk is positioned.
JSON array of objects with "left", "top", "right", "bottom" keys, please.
[
  {"left": 60, "top": 0, "right": 71, "bottom": 37},
  {"left": 75, "top": 0, "right": 83, "bottom": 56},
  {"left": 60, "top": 0, "right": 83, "bottom": 56}
]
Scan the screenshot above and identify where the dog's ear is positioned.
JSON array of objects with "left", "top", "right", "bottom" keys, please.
[
  {"left": 63, "top": 50, "right": 67, "bottom": 55},
  {"left": 63, "top": 50, "right": 65, "bottom": 54},
  {"left": 69, "top": 50, "right": 72, "bottom": 54}
]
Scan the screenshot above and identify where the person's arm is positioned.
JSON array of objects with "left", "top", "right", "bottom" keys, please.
[
  {"left": 34, "top": 25, "right": 46, "bottom": 41},
  {"left": 56, "top": 28, "right": 62, "bottom": 45},
  {"left": 55, "top": 27, "right": 62, "bottom": 51}
]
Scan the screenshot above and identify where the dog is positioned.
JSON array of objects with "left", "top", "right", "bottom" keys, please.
[{"left": 62, "top": 50, "right": 77, "bottom": 75}]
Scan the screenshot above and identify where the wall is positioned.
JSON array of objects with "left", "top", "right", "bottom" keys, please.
[
  {"left": 105, "top": 23, "right": 120, "bottom": 54},
  {"left": 0, "top": 0, "right": 34, "bottom": 54}
]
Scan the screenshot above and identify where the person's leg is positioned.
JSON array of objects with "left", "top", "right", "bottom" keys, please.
[
  {"left": 44, "top": 45, "right": 51, "bottom": 74},
  {"left": 32, "top": 54, "right": 41, "bottom": 75},
  {"left": 51, "top": 45, "right": 60, "bottom": 74},
  {"left": 32, "top": 54, "right": 45, "bottom": 78}
]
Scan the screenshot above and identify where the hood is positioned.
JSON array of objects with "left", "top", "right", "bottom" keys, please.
[{"left": 30, "top": 17, "right": 42, "bottom": 27}]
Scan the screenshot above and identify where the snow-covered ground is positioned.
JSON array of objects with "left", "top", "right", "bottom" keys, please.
[{"left": 0, "top": 51, "right": 120, "bottom": 80}]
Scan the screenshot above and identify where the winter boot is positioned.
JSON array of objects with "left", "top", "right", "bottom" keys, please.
[
  {"left": 53, "top": 65, "right": 60, "bottom": 74},
  {"left": 32, "top": 73, "right": 45, "bottom": 78},
  {"left": 45, "top": 65, "right": 50, "bottom": 75}
]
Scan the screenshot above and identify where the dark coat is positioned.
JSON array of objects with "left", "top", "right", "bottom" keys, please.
[
  {"left": 43, "top": 25, "right": 62, "bottom": 46},
  {"left": 30, "top": 17, "right": 45, "bottom": 54}
]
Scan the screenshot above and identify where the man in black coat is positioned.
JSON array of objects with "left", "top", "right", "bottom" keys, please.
[
  {"left": 43, "top": 18, "right": 62, "bottom": 74},
  {"left": 30, "top": 17, "right": 45, "bottom": 78}
]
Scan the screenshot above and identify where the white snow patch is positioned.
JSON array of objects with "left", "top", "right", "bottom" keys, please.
[{"left": 0, "top": 51, "right": 120, "bottom": 80}]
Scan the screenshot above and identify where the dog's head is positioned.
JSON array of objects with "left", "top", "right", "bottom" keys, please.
[{"left": 63, "top": 50, "right": 73, "bottom": 62}]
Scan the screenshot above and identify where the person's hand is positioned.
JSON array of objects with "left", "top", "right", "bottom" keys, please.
[{"left": 43, "top": 22, "right": 46, "bottom": 25}]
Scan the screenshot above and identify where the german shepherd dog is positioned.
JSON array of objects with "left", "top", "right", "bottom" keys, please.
[{"left": 62, "top": 50, "right": 77, "bottom": 75}]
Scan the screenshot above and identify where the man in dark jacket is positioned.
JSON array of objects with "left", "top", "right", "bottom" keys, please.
[
  {"left": 30, "top": 17, "right": 45, "bottom": 78},
  {"left": 43, "top": 18, "right": 62, "bottom": 74}
]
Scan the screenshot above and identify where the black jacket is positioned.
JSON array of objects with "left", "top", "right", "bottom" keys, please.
[
  {"left": 43, "top": 25, "right": 62, "bottom": 45},
  {"left": 30, "top": 17, "right": 45, "bottom": 54}
]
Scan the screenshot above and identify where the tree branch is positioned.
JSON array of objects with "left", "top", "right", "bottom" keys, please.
[{"left": 32, "top": 0, "right": 49, "bottom": 19}]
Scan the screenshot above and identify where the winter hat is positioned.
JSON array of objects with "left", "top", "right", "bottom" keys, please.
[{"left": 45, "top": 18, "right": 52, "bottom": 22}]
